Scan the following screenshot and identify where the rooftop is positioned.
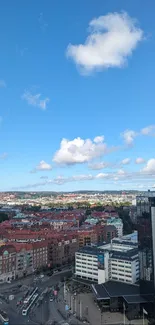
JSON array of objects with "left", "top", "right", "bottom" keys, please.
[
  {"left": 77, "top": 245, "right": 138, "bottom": 260},
  {"left": 92, "top": 281, "right": 149, "bottom": 304}
]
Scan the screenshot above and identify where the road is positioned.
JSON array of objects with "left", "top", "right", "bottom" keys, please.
[
  {"left": 0, "top": 269, "right": 72, "bottom": 325},
  {"left": 48, "top": 299, "right": 65, "bottom": 324}
]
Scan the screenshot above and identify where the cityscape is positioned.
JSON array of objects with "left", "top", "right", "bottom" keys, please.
[
  {"left": 0, "top": 190, "right": 155, "bottom": 325},
  {"left": 0, "top": 0, "right": 155, "bottom": 325}
]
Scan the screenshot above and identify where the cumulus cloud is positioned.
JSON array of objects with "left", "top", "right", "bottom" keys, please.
[
  {"left": 66, "top": 12, "right": 143, "bottom": 74},
  {"left": 141, "top": 125, "right": 155, "bottom": 136},
  {"left": 142, "top": 159, "right": 155, "bottom": 173},
  {"left": 15, "top": 165, "right": 155, "bottom": 190},
  {"left": 117, "top": 169, "right": 126, "bottom": 175},
  {"left": 31, "top": 160, "right": 52, "bottom": 173},
  {"left": 121, "top": 158, "right": 131, "bottom": 165},
  {"left": 0, "top": 80, "right": 6, "bottom": 88},
  {"left": 121, "top": 129, "right": 138, "bottom": 146},
  {"left": 22, "top": 90, "right": 50, "bottom": 110},
  {"left": 53, "top": 136, "right": 111, "bottom": 165},
  {"left": 94, "top": 136, "right": 104, "bottom": 143},
  {"left": 95, "top": 173, "right": 109, "bottom": 179},
  {"left": 135, "top": 157, "right": 145, "bottom": 164},
  {"left": 121, "top": 125, "right": 155, "bottom": 146},
  {"left": 89, "top": 161, "right": 110, "bottom": 170}
]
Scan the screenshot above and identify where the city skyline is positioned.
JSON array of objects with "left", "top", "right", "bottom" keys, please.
[{"left": 0, "top": 0, "right": 155, "bottom": 191}]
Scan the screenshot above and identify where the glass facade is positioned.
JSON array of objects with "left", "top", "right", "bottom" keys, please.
[{"left": 137, "top": 196, "right": 155, "bottom": 319}]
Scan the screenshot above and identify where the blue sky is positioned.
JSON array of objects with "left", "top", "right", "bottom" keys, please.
[{"left": 0, "top": 0, "right": 155, "bottom": 191}]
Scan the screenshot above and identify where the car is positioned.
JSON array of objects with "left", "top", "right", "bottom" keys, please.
[
  {"left": 50, "top": 297, "right": 53, "bottom": 302},
  {"left": 40, "top": 274, "right": 44, "bottom": 278}
]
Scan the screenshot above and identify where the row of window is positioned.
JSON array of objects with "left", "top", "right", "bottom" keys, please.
[
  {"left": 76, "top": 269, "right": 98, "bottom": 276},
  {"left": 111, "top": 271, "right": 132, "bottom": 278},
  {"left": 111, "top": 276, "right": 132, "bottom": 283},
  {"left": 76, "top": 266, "right": 97, "bottom": 271},
  {"left": 76, "top": 261, "right": 97, "bottom": 266}
]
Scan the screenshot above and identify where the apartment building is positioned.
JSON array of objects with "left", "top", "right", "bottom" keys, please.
[
  {"left": 78, "top": 230, "right": 98, "bottom": 247},
  {"left": 48, "top": 234, "right": 79, "bottom": 267},
  {"left": 33, "top": 241, "right": 48, "bottom": 271},
  {"left": 0, "top": 241, "right": 48, "bottom": 282},
  {"left": 15, "top": 244, "right": 33, "bottom": 278},
  {"left": 0, "top": 245, "right": 16, "bottom": 283},
  {"left": 106, "top": 217, "right": 123, "bottom": 237}
]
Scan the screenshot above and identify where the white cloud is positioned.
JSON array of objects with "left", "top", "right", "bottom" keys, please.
[
  {"left": 22, "top": 90, "right": 50, "bottom": 110},
  {"left": 121, "top": 129, "right": 137, "bottom": 146},
  {"left": 141, "top": 125, "right": 155, "bottom": 136},
  {"left": 117, "top": 169, "right": 125, "bottom": 175},
  {"left": 142, "top": 159, "right": 155, "bottom": 173},
  {"left": 53, "top": 136, "right": 110, "bottom": 165},
  {"left": 135, "top": 157, "right": 145, "bottom": 164},
  {"left": 36, "top": 160, "right": 52, "bottom": 170},
  {"left": 36, "top": 160, "right": 52, "bottom": 171},
  {"left": 0, "top": 80, "right": 6, "bottom": 88},
  {"left": 66, "top": 12, "right": 143, "bottom": 74},
  {"left": 89, "top": 161, "right": 110, "bottom": 170},
  {"left": 96, "top": 173, "right": 109, "bottom": 179},
  {"left": 0, "top": 152, "right": 8, "bottom": 160},
  {"left": 15, "top": 165, "right": 155, "bottom": 190},
  {"left": 31, "top": 160, "right": 52, "bottom": 173},
  {"left": 40, "top": 176, "right": 49, "bottom": 179},
  {"left": 94, "top": 135, "right": 104, "bottom": 143},
  {"left": 121, "top": 158, "right": 131, "bottom": 165}
]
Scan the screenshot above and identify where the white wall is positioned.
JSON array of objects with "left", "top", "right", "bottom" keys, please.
[
  {"left": 98, "top": 269, "right": 105, "bottom": 284},
  {"left": 75, "top": 252, "right": 98, "bottom": 281}
]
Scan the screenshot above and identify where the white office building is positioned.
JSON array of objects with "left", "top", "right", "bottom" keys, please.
[{"left": 75, "top": 241, "right": 139, "bottom": 285}]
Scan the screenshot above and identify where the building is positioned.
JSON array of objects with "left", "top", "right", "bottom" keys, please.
[
  {"left": 75, "top": 241, "right": 139, "bottom": 285},
  {"left": 0, "top": 245, "right": 16, "bottom": 283},
  {"left": 32, "top": 241, "right": 48, "bottom": 271},
  {"left": 0, "top": 241, "right": 48, "bottom": 282},
  {"left": 15, "top": 244, "right": 33, "bottom": 278},
  {"left": 48, "top": 234, "right": 79, "bottom": 268},
  {"left": 137, "top": 196, "right": 155, "bottom": 320},
  {"left": 98, "top": 225, "right": 117, "bottom": 243},
  {"left": 136, "top": 190, "right": 155, "bottom": 218},
  {"left": 78, "top": 230, "right": 98, "bottom": 247},
  {"left": 92, "top": 281, "right": 148, "bottom": 321},
  {"left": 106, "top": 217, "right": 123, "bottom": 237}
]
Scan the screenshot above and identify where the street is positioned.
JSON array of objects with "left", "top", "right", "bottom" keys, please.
[{"left": 0, "top": 269, "right": 72, "bottom": 325}]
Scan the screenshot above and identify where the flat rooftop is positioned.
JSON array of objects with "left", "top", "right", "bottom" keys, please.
[
  {"left": 92, "top": 281, "right": 150, "bottom": 304},
  {"left": 77, "top": 246, "right": 138, "bottom": 261}
]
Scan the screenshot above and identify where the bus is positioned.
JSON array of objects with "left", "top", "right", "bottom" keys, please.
[
  {"left": 0, "top": 310, "right": 9, "bottom": 325},
  {"left": 23, "top": 287, "right": 38, "bottom": 304},
  {"left": 22, "top": 293, "right": 38, "bottom": 316}
]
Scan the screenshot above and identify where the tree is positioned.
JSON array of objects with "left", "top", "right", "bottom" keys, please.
[
  {"left": 116, "top": 207, "right": 134, "bottom": 234},
  {"left": 0, "top": 212, "right": 9, "bottom": 223}
]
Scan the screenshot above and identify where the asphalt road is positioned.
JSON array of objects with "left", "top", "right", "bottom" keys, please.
[
  {"left": 0, "top": 269, "right": 72, "bottom": 325},
  {"left": 48, "top": 299, "right": 65, "bottom": 324}
]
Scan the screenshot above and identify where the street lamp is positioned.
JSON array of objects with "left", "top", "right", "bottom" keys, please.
[
  {"left": 100, "top": 312, "right": 103, "bottom": 325},
  {"left": 143, "top": 308, "right": 148, "bottom": 325},
  {"left": 123, "top": 302, "right": 126, "bottom": 325},
  {"left": 80, "top": 300, "right": 82, "bottom": 320}
]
